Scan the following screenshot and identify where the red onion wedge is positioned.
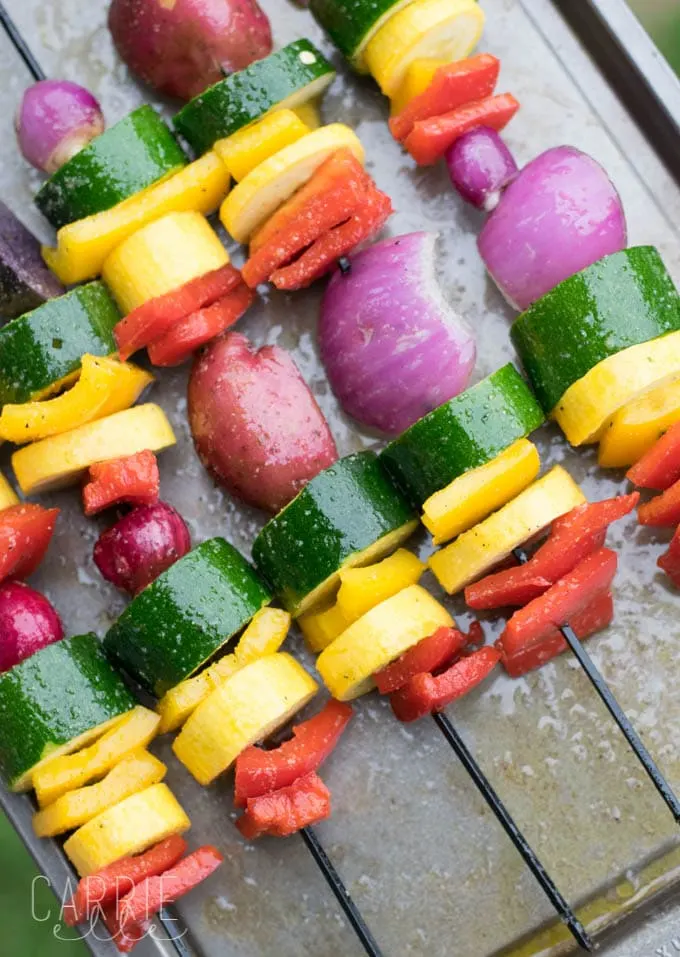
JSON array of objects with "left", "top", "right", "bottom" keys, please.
[
  {"left": 0, "top": 581, "right": 64, "bottom": 673},
  {"left": 16, "top": 80, "right": 104, "bottom": 175},
  {"left": 478, "top": 146, "right": 627, "bottom": 311},
  {"left": 319, "top": 232, "right": 476, "bottom": 435},
  {"left": 446, "top": 127, "right": 518, "bottom": 212}
]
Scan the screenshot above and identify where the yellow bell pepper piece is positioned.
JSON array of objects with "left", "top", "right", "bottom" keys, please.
[
  {"left": 0, "top": 471, "right": 18, "bottom": 510},
  {"left": 214, "top": 110, "right": 310, "bottom": 183},
  {"left": 32, "top": 750, "right": 167, "bottom": 838},
  {"left": 33, "top": 706, "right": 160, "bottom": 808},
  {"left": 317, "top": 585, "right": 453, "bottom": 701},
  {"left": 554, "top": 330, "right": 680, "bottom": 447},
  {"left": 390, "top": 57, "right": 449, "bottom": 116},
  {"left": 64, "top": 783, "right": 190, "bottom": 877},
  {"left": 0, "top": 355, "right": 153, "bottom": 445},
  {"left": 292, "top": 102, "right": 322, "bottom": 130},
  {"left": 42, "top": 152, "right": 231, "bottom": 285},
  {"left": 103, "top": 211, "right": 229, "bottom": 315},
  {"left": 158, "top": 655, "right": 240, "bottom": 735},
  {"left": 173, "top": 654, "right": 318, "bottom": 785},
  {"left": 12, "top": 403, "right": 175, "bottom": 496},
  {"left": 220, "top": 124, "right": 365, "bottom": 244},
  {"left": 599, "top": 376, "right": 680, "bottom": 468},
  {"left": 429, "top": 466, "right": 586, "bottom": 595},
  {"left": 235, "top": 607, "right": 291, "bottom": 663},
  {"left": 422, "top": 440, "right": 541, "bottom": 545},
  {"left": 299, "top": 601, "right": 351, "bottom": 653},
  {"left": 365, "top": 0, "right": 485, "bottom": 97},
  {"left": 336, "top": 549, "right": 426, "bottom": 620}
]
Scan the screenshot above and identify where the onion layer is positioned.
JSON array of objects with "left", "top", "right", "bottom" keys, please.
[
  {"left": 446, "top": 127, "right": 518, "bottom": 211},
  {"left": 16, "top": 80, "right": 104, "bottom": 175}
]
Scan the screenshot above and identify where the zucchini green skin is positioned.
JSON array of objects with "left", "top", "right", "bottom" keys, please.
[
  {"left": 511, "top": 246, "right": 680, "bottom": 413},
  {"left": 104, "top": 539, "right": 271, "bottom": 698},
  {"left": 310, "top": 0, "right": 405, "bottom": 60},
  {"left": 174, "top": 40, "right": 335, "bottom": 155},
  {"left": 379, "top": 365, "right": 545, "bottom": 505},
  {"left": 252, "top": 452, "right": 416, "bottom": 615},
  {"left": 35, "top": 106, "right": 187, "bottom": 230},
  {"left": 0, "top": 634, "right": 135, "bottom": 790},
  {"left": 0, "top": 282, "right": 120, "bottom": 406}
]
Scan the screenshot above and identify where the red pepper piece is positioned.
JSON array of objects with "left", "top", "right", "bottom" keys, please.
[
  {"left": 114, "top": 264, "right": 242, "bottom": 361},
  {"left": 389, "top": 54, "right": 501, "bottom": 142},
  {"left": 271, "top": 187, "right": 393, "bottom": 291},
  {"left": 627, "top": 420, "right": 680, "bottom": 490},
  {"left": 404, "top": 93, "right": 520, "bottom": 166},
  {"left": 658, "top": 525, "right": 680, "bottom": 586},
  {"left": 82, "top": 450, "right": 160, "bottom": 516},
  {"left": 465, "top": 494, "right": 638, "bottom": 610},
  {"left": 101, "top": 906, "right": 151, "bottom": 954},
  {"left": 638, "top": 480, "right": 680, "bottom": 526},
  {"left": 500, "top": 590, "right": 614, "bottom": 678},
  {"left": 374, "top": 626, "right": 470, "bottom": 695},
  {"left": 390, "top": 646, "right": 501, "bottom": 723},
  {"left": 499, "top": 547, "right": 618, "bottom": 661},
  {"left": 117, "top": 846, "right": 223, "bottom": 937},
  {"left": 236, "top": 771, "right": 331, "bottom": 839},
  {"left": 243, "top": 150, "right": 370, "bottom": 288},
  {"left": 234, "top": 700, "right": 352, "bottom": 807},
  {"left": 0, "top": 504, "right": 59, "bottom": 584},
  {"left": 147, "top": 283, "right": 255, "bottom": 367},
  {"left": 64, "top": 836, "right": 188, "bottom": 926}
]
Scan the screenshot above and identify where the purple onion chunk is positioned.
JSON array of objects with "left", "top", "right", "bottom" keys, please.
[
  {"left": 446, "top": 127, "right": 518, "bottom": 211},
  {"left": 16, "top": 80, "right": 104, "bottom": 175},
  {"left": 0, "top": 581, "right": 64, "bottom": 672},
  {"left": 0, "top": 202, "right": 64, "bottom": 323},
  {"left": 478, "top": 145, "right": 627, "bottom": 311},
  {"left": 320, "top": 232, "right": 476, "bottom": 435}
]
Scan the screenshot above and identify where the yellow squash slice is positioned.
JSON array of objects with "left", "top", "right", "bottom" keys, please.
[
  {"left": 214, "top": 109, "right": 310, "bottom": 182},
  {"left": 0, "top": 355, "right": 153, "bottom": 445},
  {"left": 32, "top": 750, "right": 167, "bottom": 838},
  {"left": 365, "top": 0, "right": 485, "bottom": 97},
  {"left": 42, "top": 152, "right": 231, "bottom": 285},
  {"left": 598, "top": 376, "right": 680, "bottom": 468},
  {"left": 390, "top": 57, "right": 449, "bottom": 116},
  {"left": 422, "top": 439, "right": 541, "bottom": 545},
  {"left": 63, "top": 783, "right": 190, "bottom": 877},
  {"left": 0, "top": 471, "right": 18, "bottom": 510},
  {"left": 429, "top": 466, "right": 586, "bottom": 595},
  {"left": 173, "top": 654, "right": 318, "bottom": 785},
  {"left": 317, "top": 584, "right": 453, "bottom": 701},
  {"left": 33, "top": 706, "right": 160, "bottom": 808},
  {"left": 12, "top": 403, "right": 176, "bottom": 496},
  {"left": 220, "top": 124, "right": 365, "bottom": 244},
  {"left": 292, "top": 102, "right": 322, "bottom": 130},
  {"left": 103, "top": 211, "right": 229, "bottom": 314}
]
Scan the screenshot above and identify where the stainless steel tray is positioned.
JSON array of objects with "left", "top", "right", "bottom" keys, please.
[{"left": 1, "top": 1, "right": 680, "bottom": 955}]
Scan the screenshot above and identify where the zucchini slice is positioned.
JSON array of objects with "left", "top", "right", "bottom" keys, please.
[
  {"left": 310, "top": 0, "right": 416, "bottom": 67},
  {"left": 0, "top": 634, "right": 136, "bottom": 792},
  {"left": 104, "top": 538, "right": 271, "bottom": 698},
  {"left": 379, "top": 364, "right": 544, "bottom": 505},
  {"left": 511, "top": 246, "right": 680, "bottom": 414},
  {"left": 0, "top": 283, "right": 120, "bottom": 406},
  {"left": 35, "top": 106, "right": 187, "bottom": 230},
  {"left": 252, "top": 451, "right": 417, "bottom": 617},
  {"left": 174, "top": 40, "right": 335, "bottom": 156}
]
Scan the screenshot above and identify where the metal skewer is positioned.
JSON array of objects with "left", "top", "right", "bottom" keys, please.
[{"left": 0, "top": 3, "right": 45, "bottom": 81}]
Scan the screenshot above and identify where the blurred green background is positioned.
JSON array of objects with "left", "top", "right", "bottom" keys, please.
[{"left": 1, "top": 2, "right": 679, "bottom": 955}]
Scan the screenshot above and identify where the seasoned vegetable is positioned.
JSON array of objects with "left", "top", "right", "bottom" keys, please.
[
  {"left": 0, "top": 202, "right": 64, "bottom": 322},
  {"left": 16, "top": 80, "right": 104, "bottom": 175},
  {"left": 638, "top": 482, "right": 680, "bottom": 527},
  {"left": 0, "top": 472, "right": 18, "bottom": 511},
  {"left": 0, "top": 505, "right": 59, "bottom": 585},
  {"left": 446, "top": 126, "right": 518, "bottom": 210},
  {"left": 309, "top": 0, "right": 414, "bottom": 65},
  {"left": 599, "top": 378, "right": 680, "bottom": 469},
  {"left": 214, "top": 109, "right": 310, "bottom": 182},
  {"left": 627, "top": 420, "right": 680, "bottom": 490},
  {"left": 390, "top": 646, "right": 500, "bottom": 722},
  {"left": 336, "top": 549, "right": 425, "bottom": 620},
  {"left": 658, "top": 526, "right": 680, "bottom": 588},
  {"left": 0, "top": 582, "right": 63, "bottom": 673},
  {"left": 188, "top": 332, "right": 338, "bottom": 512},
  {"left": 236, "top": 771, "right": 331, "bottom": 838},
  {"left": 374, "top": 625, "right": 470, "bottom": 694},
  {"left": 83, "top": 450, "right": 160, "bottom": 516}
]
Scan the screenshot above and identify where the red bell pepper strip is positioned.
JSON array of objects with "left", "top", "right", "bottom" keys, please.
[
  {"left": 82, "top": 450, "right": 160, "bottom": 516},
  {"left": 638, "top": 480, "right": 680, "bottom": 526},
  {"left": 114, "top": 264, "right": 242, "bottom": 361},
  {"left": 627, "top": 420, "right": 680, "bottom": 490},
  {"left": 404, "top": 93, "right": 520, "bottom": 166},
  {"left": 147, "top": 283, "right": 255, "bottom": 367},
  {"left": 390, "top": 646, "right": 501, "bottom": 723},
  {"left": 389, "top": 54, "right": 501, "bottom": 142},
  {"left": 499, "top": 547, "right": 618, "bottom": 660},
  {"left": 64, "top": 836, "right": 188, "bottom": 926},
  {"left": 658, "top": 525, "right": 680, "bottom": 587},
  {"left": 234, "top": 700, "right": 353, "bottom": 807},
  {"left": 271, "top": 187, "right": 393, "bottom": 291},
  {"left": 236, "top": 771, "right": 331, "bottom": 839},
  {"left": 465, "top": 494, "right": 638, "bottom": 610},
  {"left": 117, "top": 846, "right": 223, "bottom": 937},
  {"left": 101, "top": 906, "right": 151, "bottom": 954},
  {"left": 0, "top": 504, "right": 59, "bottom": 584},
  {"left": 500, "top": 590, "right": 614, "bottom": 678},
  {"left": 374, "top": 625, "right": 471, "bottom": 695},
  {"left": 243, "top": 150, "right": 371, "bottom": 288}
]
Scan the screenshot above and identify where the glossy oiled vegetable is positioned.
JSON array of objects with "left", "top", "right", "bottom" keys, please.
[
  {"left": 446, "top": 126, "right": 518, "bottom": 211},
  {"left": 320, "top": 232, "right": 476, "bottom": 435},
  {"left": 214, "top": 110, "right": 310, "bottom": 182},
  {"left": 188, "top": 332, "right": 338, "bottom": 512},
  {"left": 0, "top": 581, "right": 63, "bottom": 673},
  {"left": 0, "top": 472, "right": 18, "bottom": 511},
  {"left": 16, "top": 80, "right": 104, "bottom": 174},
  {"left": 0, "top": 202, "right": 64, "bottom": 321}
]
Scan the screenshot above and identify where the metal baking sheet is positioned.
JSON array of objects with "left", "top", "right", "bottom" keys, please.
[{"left": 1, "top": 0, "right": 680, "bottom": 955}]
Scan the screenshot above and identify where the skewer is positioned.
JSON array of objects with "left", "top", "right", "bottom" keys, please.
[
  {"left": 513, "top": 546, "right": 680, "bottom": 823},
  {"left": 0, "top": 3, "right": 45, "bottom": 81}
]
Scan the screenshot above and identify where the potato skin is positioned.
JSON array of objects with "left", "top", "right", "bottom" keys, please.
[{"left": 188, "top": 333, "right": 338, "bottom": 512}]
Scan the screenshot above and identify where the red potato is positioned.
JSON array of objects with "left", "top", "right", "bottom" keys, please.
[
  {"left": 188, "top": 332, "right": 338, "bottom": 512},
  {"left": 108, "top": 0, "right": 273, "bottom": 102}
]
